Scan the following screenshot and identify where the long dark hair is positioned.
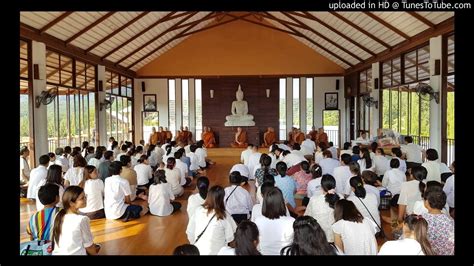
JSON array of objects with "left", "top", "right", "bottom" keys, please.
[
  {"left": 46, "top": 165, "right": 63, "bottom": 187},
  {"left": 321, "top": 174, "right": 339, "bottom": 209},
  {"left": 404, "top": 214, "right": 435, "bottom": 255},
  {"left": 350, "top": 176, "right": 366, "bottom": 198},
  {"left": 78, "top": 165, "right": 96, "bottom": 188},
  {"left": 52, "top": 186, "right": 84, "bottom": 245},
  {"left": 334, "top": 199, "right": 363, "bottom": 223},
  {"left": 196, "top": 176, "right": 210, "bottom": 200},
  {"left": 360, "top": 148, "right": 372, "bottom": 169},
  {"left": 234, "top": 221, "right": 261, "bottom": 255},
  {"left": 281, "top": 216, "right": 336, "bottom": 255},
  {"left": 202, "top": 185, "right": 226, "bottom": 220}
]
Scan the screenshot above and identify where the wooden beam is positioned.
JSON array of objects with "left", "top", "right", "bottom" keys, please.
[
  {"left": 115, "top": 12, "right": 199, "bottom": 66},
  {"left": 296, "top": 12, "right": 376, "bottom": 57},
  {"left": 65, "top": 12, "right": 115, "bottom": 44},
  {"left": 100, "top": 11, "right": 179, "bottom": 60},
  {"left": 127, "top": 12, "right": 215, "bottom": 69},
  {"left": 46, "top": 58, "right": 73, "bottom": 79},
  {"left": 407, "top": 12, "right": 436, "bottom": 29},
  {"left": 259, "top": 12, "right": 317, "bottom": 33},
  {"left": 345, "top": 17, "right": 453, "bottom": 75},
  {"left": 365, "top": 12, "right": 411, "bottom": 40},
  {"left": 85, "top": 12, "right": 150, "bottom": 53},
  {"left": 278, "top": 12, "right": 364, "bottom": 62},
  {"left": 254, "top": 12, "right": 353, "bottom": 67},
  {"left": 173, "top": 12, "right": 220, "bottom": 30},
  {"left": 180, "top": 13, "right": 252, "bottom": 38},
  {"left": 20, "top": 22, "right": 135, "bottom": 77},
  {"left": 226, "top": 13, "right": 298, "bottom": 36},
  {"left": 39, "top": 12, "right": 73, "bottom": 34},
  {"left": 330, "top": 12, "right": 392, "bottom": 49}
]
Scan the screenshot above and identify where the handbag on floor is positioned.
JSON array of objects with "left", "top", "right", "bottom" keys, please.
[{"left": 20, "top": 240, "right": 53, "bottom": 256}]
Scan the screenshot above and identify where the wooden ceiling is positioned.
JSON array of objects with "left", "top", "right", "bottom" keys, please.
[{"left": 20, "top": 11, "right": 454, "bottom": 75}]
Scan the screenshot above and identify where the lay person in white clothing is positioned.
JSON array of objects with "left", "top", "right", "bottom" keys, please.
[
  {"left": 230, "top": 163, "right": 251, "bottom": 184},
  {"left": 347, "top": 176, "right": 381, "bottom": 233},
  {"left": 104, "top": 162, "right": 147, "bottom": 222},
  {"left": 78, "top": 165, "right": 105, "bottom": 220},
  {"left": 373, "top": 148, "right": 389, "bottom": 181},
  {"left": 134, "top": 155, "right": 153, "bottom": 191},
  {"left": 397, "top": 166, "right": 426, "bottom": 226},
  {"left": 217, "top": 220, "right": 261, "bottom": 255},
  {"left": 186, "top": 185, "right": 237, "bottom": 255},
  {"left": 27, "top": 154, "right": 49, "bottom": 200},
  {"left": 36, "top": 165, "right": 65, "bottom": 210},
  {"left": 443, "top": 161, "right": 455, "bottom": 218},
  {"left": 252, "top": 181, "right": 290, "bottom": 223},
  {"left": 187, "top": 176, "right": 210, "bottom": 219},
  {"left": 224, "top": 171, "right": 253, "bottom": 224},
  {"left": 240, "top": 144, "right": 254, "bottom": 166},
  {"left": 52, "top": 186, "right": 100, "bottom": 255},
  {"left": 391, "top": 147, "right": 407, "bottom": 174},
  {"left": 304, "top": 164, "right": 323, "bottom": 206},
  {"left": 281, "top": 216, "right": 338, "bottom": 255},
  {"left": 382, "top": 159, "right": 407, "bottom": 201},
  {"left": 332, "top": 199, "right": 378, "bottom": 255},
  {"left": 358, "top": 148, "right": 375, "bottom": 173},
  {"left": 148, "top": 169, "right": 181, "bottom": 216},
  {"left": 164, "top": 157, "right": 184, "bottom": 197},
  {"left": 378, "top": 214, "right": 434, "bottom": 255},
  {"left": 254, "top": 187, "right": 295, "bottom": 255},
  {"left": 318, "top": 150, "right": 340, "bottom": 176},
  {"left": 64, "top": 155, "right": 87, "bottom": 187},
  {"left": 413, "top": 181, "right": 449, "bottom": 215},
  {"left": 173, "top": 244, "right": 200, "bottom": 255},
  {"left": 401, "top": 136, "right": 424, "bottom": 170},
  {"left": 421, "top": 149, "right": 442, "bottom": 183},
  {"left": 360, "top": 171, "right": 381, "bottom": 206},
  {"left": 20, "top": 146, "right": 31, "bottom": 186},
  {"left": 333, "top": 154, "right": 352, "bottom": 196}
]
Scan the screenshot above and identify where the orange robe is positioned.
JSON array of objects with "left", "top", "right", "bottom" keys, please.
[
  {"left": 294, "top": 132, "right": 305, "bottom": 145},
  {"left": 263, "top": 131, "right": 276, "bottom": 147},
  {"left": 176, "top": 131, "right": 185, "bottom": 144},
  {"left": 203, "top": 131, "right": 216, "bottom": 148},
  {"left": 288, "top": 132, "right": 294, "bottom": 145},
  {"left": 318, "top": 132, "right": 328, "bottom": 146},
  {"left": 157, "top": 132, "right": 165, "bottom": 145},
  {"left": 165, "top": 131, "right": 172, "bottom": 142},
  {"left": 181, "top": 131, "right": 190, "bottom": 145},
  {"left": 309, "top": 130, "right": 318, "bottom": 142},
  {"left": 149, "top": 132, "right": 159, "bottom": 145},
  {"left": 231, "top": 131, "right": 248, "bottom": 148}
]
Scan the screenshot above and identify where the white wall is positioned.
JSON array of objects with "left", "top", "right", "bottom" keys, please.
[
  {"left": 31, "top": 41, "right": 47, "bottom": 165},
  {"left": 429, "top": 36, "right": 442, "bottom": 153},
  {"left": 313, "top": 76, "right": 346, "bottom": 146},
  {"left": 133, "top": 79, "right": 169, "bottom": 144},
  {"left": 370, "top": 62, "right": 380, "bottom": 138}
]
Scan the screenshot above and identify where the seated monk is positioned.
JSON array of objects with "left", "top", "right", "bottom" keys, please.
[
  {"left": 262, "top": 127, "right": 276, "bottom": 148},
  {"left": 308, "top": 126, "right": 318, "bottom": 142},
  {"left": 230, "top": 127, "right": 248, "bottom": 148},
  {"left": 149, "top": 127, "right": 159, "bottom": 145},
  {"left": 202, "top": 126, "right": 217, "bottom": 148},
  {"left": 175, "top": 127, "right": 185, "bottom": 144},
  {"left": 293, "top": 128, "right": 305, "bottom": 145},
  {"left": 157, "top": 126, "right": 165, "bottom": 145},
  {"left": 288, "top": 127, "right": 296, "bottom": 146},
  {"left": 164, "top": 127, "right": 172, "bottom": 142},
  {"left": 184, "top": 126, "right": 193, "bottom": 145}
]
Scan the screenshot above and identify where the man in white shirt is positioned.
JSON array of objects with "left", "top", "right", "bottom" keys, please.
[
  {"left": 225, "top": 171, "right": 253, "bottom": 224},
  {"left": 247, "top": 146, "right": 262, "bottom": 180},
  {"left": 54, "top": 147, "right": 69, "bottom": 173},
  {"left": 356, "top": 132, "right": 369, "bottom": 142},
  {"left": 19, "top": 146, "right": 31, "bottom": 185},
  {"left": 333, "top": 154, "right": 352, "bottom": 195},
  {"left": 319, "top": 150, "right": 340, "bottom": 176},
  {"left": 401, "top": 136, "right": 424, "bottom": 170},
  {"left": 27, "top": 154, "right": 50, "bottom": 199},
  {"left": 104, "top": 162, "right": 147, "bottom": 222},
  {"left": 443, "top": 163, "right": 455, "bottom": 216},
  {"left": 240, "top": 144, "right": 254, "bottom": 166},
  {"left": 300, "top": 135, "right": 316, "bottom": 157},
  {"left": 421, "top": 149, "right": 441, "bottom": 183},
  {"left": 328, "top": 142, "right": 338, "bottom": 161}
]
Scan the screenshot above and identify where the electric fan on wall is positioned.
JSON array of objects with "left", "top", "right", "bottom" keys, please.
[
  {"left": 35, "top": 88, "right": 57, "bottom": 108},
  {"left": 416, "top": 83, "right": 439, "bottom": 104}
]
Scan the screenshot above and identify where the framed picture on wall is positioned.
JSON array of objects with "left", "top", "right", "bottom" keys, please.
[
  {"left": 325, "top": 92, "right": 338, "bottom": 110},
  {"left": 143, "top": 94, "right": 157, "bottom": 111}
]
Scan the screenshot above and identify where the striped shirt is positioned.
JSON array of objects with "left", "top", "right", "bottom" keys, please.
[{"left": 28, "top": 207, "right": 60, "bottom": 241}]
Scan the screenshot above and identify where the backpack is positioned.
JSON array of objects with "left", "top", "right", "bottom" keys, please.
[{"left": 19, "top": 240, "right": 53, "bottom": 256}]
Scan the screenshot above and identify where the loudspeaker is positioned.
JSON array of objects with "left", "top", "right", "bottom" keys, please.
[
  {"left": 374, "top": 78, "right": 379, "bottom": 90},
  {"left": 141, "top": 81, "right": 146, "bottom": 92},
  {"left": 336, "top": 79, "right": 340, "bottom": 90}
]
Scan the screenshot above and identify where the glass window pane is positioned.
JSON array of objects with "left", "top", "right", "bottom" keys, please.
[
  {"left": 410, "top": 89, "right": 420, "bottom": 137},
  {"left": 293, "top": 78, "right": 299, "bottom": 128},
  {"left": 306, "top": 78, "right": 313, "bottom": 132},
  {"left": 168, "top": 79, "right": 176, "bottom": 134},
  {"left": 279, "top": 78, "right": 286, "bottom": 140},
  {"left": 20, "top": 94, "right": 30, "bottom": 147},
  {"left": 391, "top": 89, "right": 399, "bottom": 132},
  {"left": 195, "top": 79, "right": 202, "bottom": 141},
  {"left": 89, "top": 92, "right": 96, "bottom": 146},
  {"left": 400, "top": 90, "right": 409, "bottom": 135},
  {"left": 420, "top": 89, "right": 430, "bottom": 137},
  {"left": 182, "top": 79, "right": 189, "bottom": 128},
  {"left": 382, "top": 89, "right": 391, "bottom": 129}
]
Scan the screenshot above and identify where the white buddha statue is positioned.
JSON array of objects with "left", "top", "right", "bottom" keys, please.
[{"left": 225, "top": 85, "right": 255, "bottom": 126}]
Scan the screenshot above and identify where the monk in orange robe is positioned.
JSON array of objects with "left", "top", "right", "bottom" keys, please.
[
  {"left": 230, "top": 127, "right": 248, "bottom": 148},
  {"left": 262, "top": 127, "right": 276, "bottom": 148},
  {"left": 164, "top": 127, "right": 172, "bottom": 142},
  {"left": 176, "top": 127, "right": 185, "bottom": 144},
  {"left": 308, "top": 126, "right": 319, "bottom": 142},
  {"left": 317, "top": 127, "right": 328, "bottom": 146},
  {"left": 157, "top": 126, "right": 165, "bottom": 145},
  {"left": 202, "top": 126, "right": 217, "bottom": 148},
  {"left": 293, "top": 128, "right": 305, "bottom": 145},
  {"left": 288, "top": 127, "right": 296, "bottom": 146},
  {"left": 184, "top": 126, "right": 193, "bottom": 145},
  {"left": 148, "top": 127, "right": 159, "bottom": 145}
]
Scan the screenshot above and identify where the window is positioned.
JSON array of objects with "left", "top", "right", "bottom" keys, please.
[
  {"left": 292, "top": 78, "right": 299, "bottom": 128},
  {"left": 306, "top": 78, "right": 313, "bottom": 132},
  {"left": 279, "top": 78, "right": 286, "bottom": 140},
  {"left": 195, "top": 79, "right": 202, "bottom": 141},
  {"left": 106, "top": 70, "right": 133, "bottom": 142},
  {"left": 168, "top": 79, "right": 176, "bottom": 134},
  {"left": 358, "top": 68, "right": 371, "bottom": 136},
  {"left": 182, "top": 79, "right": 189, "bottom": 128},
  {"left": 19, "top": 40, "right": 30, "bottom": 151}
]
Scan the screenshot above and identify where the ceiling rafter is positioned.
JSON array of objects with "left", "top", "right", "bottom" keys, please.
[
  {"left": 259, "top": 12, "right": 309, "bottom": 29},
  {"left": 115, "top": 12, "right": 199, "bottom": 66},
  {"left": 85, "top": 12, "right": 150, "bottom": 53},
  {"left": 329, "top": 12, "right": 392, "bottom": 49},
  {"left": 260, "top": 12, "right": 353, "bottom": 67},
  {"left": 127, "top": 12, "right": 216, "bottom": 69},
  {"left": 170, "top": 12, "right": 220, "bottom": 31},
  {"left": 101, "top": 11, "right": 181, "bottom": 60},
  {"left": 364, "top": 12, "right": 411, "bottom": 40},
  {"left": 226, "top": 13, "right": 298, "bottom": 36},
  {"left": 20, "top": 51, "right": 54, "bottom": 75},
  {"left": 277, "top": 12, "right": 364, "bottom": 62},
  {"left": 180, "top": 13, "right": 252, "bottom": 38},
  {"left": 407, "top": 12, "right": 436, "bottom": 29},
  {"left": 39, "top": 12, "right": 73, "bottom": 34},
  {"left": 65, "top": 12, "right": 115, "bottom": 44},
  {"left": 295, "top": 12, "right": 376, "bottom": 57}
]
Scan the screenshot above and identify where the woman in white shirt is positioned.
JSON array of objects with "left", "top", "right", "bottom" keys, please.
[
  {"left": 78, "top": 166, "right": 105, "bottom": 220},
  {"left": 187, "top": 176, "right": 209, "bottom": 219},
  {"left": 397, "top": 166, "right": 426, "bottom": 225},
  {"left": 378, "top": 214, "right": 434, "bottom": 255},
  {"left": 186, "top": 185, "right": 237, "bottom": 255},
  {"left": 413, "top": 181, "right": 449, "bottom": 215},
  {"left": 303, "top": 164, "right": 323, "bottom": 206},
  {"left": 382, "top": 158, "right": 406, "bottom": 196},
  {"left": 332, "top": 199, "right": 378, "bottom": 255},
  {"left": 218, "top": 220, "right": 261, "bottom": 255},
  {"left": 304, "top": 174, "right": 341, "bottom": 243},
  {"left": 254, "top": 187, "right": 295, "bottom": 255},
  {"left": 421, "top": 149, "right": 442, "bottom": 183},
  {"left": 373, "top": 148, "right": 389, "bottom": 178},
  {"left": 225, "top": 171, "right": 253, "bottom": 224},
  {"left": 134, "top": 155, "right": 153, "bottom": 187},
  {"left": 148, "top": 169, "right": 181, "bottom": 216},
  {"left": 281, "top": 216, "right": 338, "bottom": 255},
  {"left": 164, "top": 157, "right": 184, "bottom": 197},
  {"left": 64, "top": 155, "right": 87, "bottom": 187},
  {"left": 358, "top": 148, "right": 375, "bottom": 173},
  {"left": 347, "top": 176, "right": 381, "bottom": 232},
  {"left": 52, "top": 186, "right": 100, "bottom": 255},
  {"left": 36, "top": 165, "right": 65, "bottom": 210}
]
